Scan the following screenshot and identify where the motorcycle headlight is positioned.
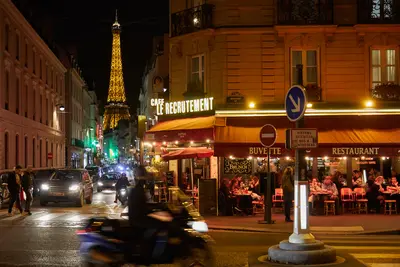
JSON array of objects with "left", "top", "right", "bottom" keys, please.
[
  {"left": 189, "top": 221, "right": 208, "bottom": 233},
  {"left": 69, "top": 184, "right": 79, "bottom": 191},
  {"left": 120, "top": 189, "right": 126, "bottom": 196},
  {"left": 112, "top": 183, "right": 116, "bottom": 186},
  {"left": 97, "top": 182, "right": 103, "bottom": 186},
  {"left": 41, "top": 184, "right": 49, "bottom": 190}
]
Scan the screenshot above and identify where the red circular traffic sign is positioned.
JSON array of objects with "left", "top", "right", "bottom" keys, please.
[{"left": 259, "top": 124, "right": 277, "bottom": 148}]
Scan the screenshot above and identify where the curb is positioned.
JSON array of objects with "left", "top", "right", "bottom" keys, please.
[{"left": 208, "top": 225, "right": 400, "bottom": 235}]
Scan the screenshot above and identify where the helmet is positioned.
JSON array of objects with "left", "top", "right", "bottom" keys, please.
[{"left": 121, "top": 172, "right": 127, "bottom": 177}]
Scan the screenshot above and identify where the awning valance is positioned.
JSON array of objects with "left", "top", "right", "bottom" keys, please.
[
  {"left": 145, "top": 116, "right": 225, "bottom": 142},
  {"left": 162, "top": 147, "right": 214, "bottom": 160}
]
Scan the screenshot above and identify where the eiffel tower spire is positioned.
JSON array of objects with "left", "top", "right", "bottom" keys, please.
[{"left": 103, "top": 11, "right": 130, "bottom": 131}]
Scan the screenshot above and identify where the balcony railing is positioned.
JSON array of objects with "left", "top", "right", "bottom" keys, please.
[
  {"left": 358, "top": 0, "right": 400, "bottom": 24},
  {"left": 171, "top": 4, "right": 214, "bottom": 37},
  {"left": 277, "top": 0, "right": 334, "bottom": 25}
]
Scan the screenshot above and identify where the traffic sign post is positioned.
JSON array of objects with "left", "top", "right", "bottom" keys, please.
[
  {"left": 266, "top": 65, "right": 336, "bottom": 265},
  {"left": 258, "top": 124, "right": 277, "bottom": 225}
]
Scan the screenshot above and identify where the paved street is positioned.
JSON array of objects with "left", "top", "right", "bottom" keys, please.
[{"left": 0, "top": 191, "right": 399, "bottom": 266}]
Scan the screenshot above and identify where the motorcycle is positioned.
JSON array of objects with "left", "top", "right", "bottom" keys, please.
[
  {"left": 116, "top": 187, "right": 128, "bottom": 206},
  {"left": 76, "top": 188, "right": 214, "bottom": 266}
]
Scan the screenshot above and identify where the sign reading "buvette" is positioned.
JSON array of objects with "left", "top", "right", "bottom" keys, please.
[{"left": 151, "top": 97, "right": 214, "bottom": 116}]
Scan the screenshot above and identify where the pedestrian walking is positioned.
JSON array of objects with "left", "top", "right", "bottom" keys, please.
[
  {"left": 282, "top": 167, "right": 294, "bottom": 222},
  {"left": 7, "top": 165, "right": 23, "bottom": 216},
  {"left": 22, "top": 167, "right": 34, "bottom": 215}
]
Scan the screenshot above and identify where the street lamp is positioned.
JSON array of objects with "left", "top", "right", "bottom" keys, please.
[
  {"left": 365, "top": 100, "right": 374, "bottom": 108},
  {"left": 248, "top": 102, "right": 255, "bottom": 109}
]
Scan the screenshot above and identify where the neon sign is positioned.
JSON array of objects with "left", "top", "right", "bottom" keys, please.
[{"left": 150, "top": 97, "right": 214, "bottom": 116}]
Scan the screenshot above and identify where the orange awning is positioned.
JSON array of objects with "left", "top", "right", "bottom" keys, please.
[
  {"left": 215, "top": 126, "right": 400, "bottom": 144},
  {"left": 145, "top": 116, "right": 226, "bottom": 142},
  {"left": 162, "top": 147, "right": 214, "bottom": 161}
]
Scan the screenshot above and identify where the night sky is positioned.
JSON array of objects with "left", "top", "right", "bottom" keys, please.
[{"left": 23, "top": 0, "right": 169, "bottom": 114}]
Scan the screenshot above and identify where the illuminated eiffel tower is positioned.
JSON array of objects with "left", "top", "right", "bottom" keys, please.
[{"left": 103, "top": 11, "right": 130, "bottom": 131}]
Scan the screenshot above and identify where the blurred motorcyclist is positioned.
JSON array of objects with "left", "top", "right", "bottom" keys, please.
[
  {"left": 128, "top": 166, "right": 173, "bottom": 264},
  {"left": 114, "top": 172, "right": 130, "bottom": 203}
]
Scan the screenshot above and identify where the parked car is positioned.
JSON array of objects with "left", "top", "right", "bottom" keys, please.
[
  {"left": 85, "top": 165, "right": 102, "bottom": 183},
  {"left": 96, "top": 172, "right": 120, "bottom": 192},
  {"left": 34, "top": 169, "right": 57, "bottom": 196},
  {"left": 39, "top": 169, "right": 93, "bottom": 207}
]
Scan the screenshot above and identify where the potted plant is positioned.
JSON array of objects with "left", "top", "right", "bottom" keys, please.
[{"left": 371, "top": 83, "right": 400, "bottom": 101}]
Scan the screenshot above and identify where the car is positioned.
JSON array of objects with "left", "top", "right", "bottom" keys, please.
[
  {"left": 39, "top": 169, "right": 93, "bottom": 207},
  {"left": 97, "top": 172, "right": 120, "bottom": 192},
  {"left": 85, "top": 166, "right": 102, "bottom": 183},
  {"left": 34, "top": 169, "right": 57, "bottom": 196}
]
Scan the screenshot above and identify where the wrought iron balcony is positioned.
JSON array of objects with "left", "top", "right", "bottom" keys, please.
[
  {"left": 277, "top": 0, "right": 334, "bottom": 25},
  {"left": 171, "top": 4, "right": 214, "bottom": 37},
  {"left": 358, "top": 0, "right": 400, "bottom": 24}
]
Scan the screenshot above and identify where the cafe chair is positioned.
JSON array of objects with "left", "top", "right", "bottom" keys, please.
[
  {"left": 272, "top": 188, "right": 284, "bottom": 213},
  {"left": 384, "top": 200, "right": 397, "bottom": 215},
  {"left": 324, "top": 200, "right": 335, "bottom": 216},
  {"left": 252, "top": 199, "right": 264, "bottom": 215},
  {"left": 340, "top": 188, "right": 354, "bottom": 213}
]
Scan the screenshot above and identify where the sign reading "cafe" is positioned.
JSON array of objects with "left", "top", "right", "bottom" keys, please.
[
  {"left": 151, "top": 97, "right": 214, "bottom": 116},
  {"left": 332, "top": 147, "right": 380, "bottom": 156}
]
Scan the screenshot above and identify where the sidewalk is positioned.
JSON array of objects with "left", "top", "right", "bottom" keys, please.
[{"left": 205, "top": 214, "right": 400, "bottom": 235}]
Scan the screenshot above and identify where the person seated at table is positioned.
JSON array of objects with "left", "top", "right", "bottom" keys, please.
[
  {"left": 375, "top": 176, "right": 387, "bottom": 192},
  {"left": 387, "top": 177, "right": 399, "bottom": 191},
  {"left": 229, "top": 178, "right": 240, "bottom": 193},
  {"left": 218, "top": 178, "right": 233, "bottom": 216},
  {"left": 249, "top": 175, "right": 260, "bottom": 194},
  {"left": 352, "top": 170, "right": 363, "bottom": 189},
  {"left": 309, "top": 178, "right": 322, "bottom": 212},
  {"left": 366, "top": 178, "right": 384, "bottom": 213},
  {"left": 322, "top": 177, "right": 338, "bottom": 199}
]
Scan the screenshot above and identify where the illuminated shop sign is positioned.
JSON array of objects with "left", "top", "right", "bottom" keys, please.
[
  {"left": 150, "top": 97, "right": 214, "bottom": 116},
  {"left": 249, "top": 147, "right": 282, "bottom": 155},
  {"left": 332, "top": 147, "right": 379, "bottom": 156}
]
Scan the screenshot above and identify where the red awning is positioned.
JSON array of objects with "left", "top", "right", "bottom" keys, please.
[{"left": 162, "top": 147, "right": 214, "bottom": 161}]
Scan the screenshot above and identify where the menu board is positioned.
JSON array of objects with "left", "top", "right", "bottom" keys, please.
[
  {"left": 223, "top": 158, "right": 252, "bottom": 174},
  {"left": 166, "top": 171, "right": 174, "bottom": 186},
  {"left": 199, "top": 179, "right": 217, "bottom": 216}
]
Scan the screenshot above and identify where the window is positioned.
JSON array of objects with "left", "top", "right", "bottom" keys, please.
[
  {"left": 24, "top": 41, "right": 28, "bottom": 67},
  {"left": 5, "top": 70, "right": 9, "bottom": 110},
  {"left": 39, "top": 58, "right": 42, "bottom": 78},
  {"left": 46, "top": 140, "right": 48, "bottom": 167},
  {"left": 33, "top": 88, "right": 36, "bottom": 120},
  {"left": 39, "top": 139, "right": 42, "bottom": 167},
  {"left": 371, "top": 0, "right": 393, "bottom": 20},
  {"left": 50, "top": 143, "right": 53, "bottom": 167},
  {"left": 16, "top": 78, "right": 20, "bottom": 114},
  {"left": 371, "top": 48, "right": 397, "bottom": 88},
  {"left": 16, "top": 34, "right": 20, "bottom": 60},
  {"left": 40, "top": 93, "right": 42, "bottom": 123},
  {"left": 291, "top": 50, "right": 318, "bottom": 85},
  {"left": 24, "top": 136, "right": 28, "bottom": 167},
  {"left": 4, "top": 24, "right": 9, "bottom": 51},
  {"left": 32, "top": 139, "right": 36, "bottom": 167},
  {"left": 46, "top": 98, "right": 49, "bottom": 125},
  {"left": 33, "top": 50, "right": 36, "bottom": 74},
  {"left": 25, "top": 84, "right": 28, "bottom": 117},
  {"left": 190, "top": 55, "right": 205, "bottom": 91},
  {"left": 16, "top": 135, "right": 19, "bottom": 165},
  {"left": 4, "top": 132, "right": 9, "bottom": 169}
]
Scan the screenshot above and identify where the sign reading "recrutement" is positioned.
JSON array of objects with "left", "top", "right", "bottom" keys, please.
[{"left": 151, "top": 97, "right": 214, "bottom": 116}]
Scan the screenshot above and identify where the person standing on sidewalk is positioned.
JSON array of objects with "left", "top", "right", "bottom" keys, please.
[
  {"left": 282, "top": 167, "right": 294, "bottom": 222},
  {"left": 7, "top": 165, "right": 23, "bottom": 216},
  {"left": 22, "top": 167, "right": 34, "bottom": 215}
]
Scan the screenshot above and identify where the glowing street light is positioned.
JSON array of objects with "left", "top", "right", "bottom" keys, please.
[{"left": 249, "top": 102, "right": 255, "bottom": 109}]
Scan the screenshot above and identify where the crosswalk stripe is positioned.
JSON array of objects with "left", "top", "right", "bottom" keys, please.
[
  {"left": 351, "top": 254, "right": 400, "bottom": 259},
  {"left": 33, "top": 213, "right": 67, "bottom": 221},
  {"left": 323, "top": 240, "right": 400, "bottom": 244}
]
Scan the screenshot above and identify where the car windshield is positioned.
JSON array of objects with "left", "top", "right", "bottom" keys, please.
[
  {"left": 36, "top": 170, "right": 55, "bottom": 179},
  {"left": 102, "top": 174, "right": 119, "bottom": 180},
  {"left": 51, "top": 170, "right": 81, "bottom": 181}
]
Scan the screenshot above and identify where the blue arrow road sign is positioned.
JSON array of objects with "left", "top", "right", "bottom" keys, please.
[{"left": 285, "top": 85, "right": 307, "bottom": 122}]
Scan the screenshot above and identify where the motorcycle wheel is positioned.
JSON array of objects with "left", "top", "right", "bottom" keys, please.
[{"left": 177, "top": 246, "right": 214, "bottom": 267}]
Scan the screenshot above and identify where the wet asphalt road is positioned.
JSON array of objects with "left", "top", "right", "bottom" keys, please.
[{"left": 0, "top": 190, "right": 399, "bottom": 267}]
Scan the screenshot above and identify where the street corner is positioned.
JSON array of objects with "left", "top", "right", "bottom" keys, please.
[{"left": 253, "top": 254, "right": 347, "bottom": 267}]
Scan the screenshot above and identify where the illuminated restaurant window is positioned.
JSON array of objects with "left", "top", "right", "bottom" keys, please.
[
  {"left": 291, "top": 50, "right": 318, "bottom": 86},
  {"left": 371, "top": 48, "right": 397, "bottom": 88}
]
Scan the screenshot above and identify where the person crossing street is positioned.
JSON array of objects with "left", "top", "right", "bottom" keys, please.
[
  {"left": 7, "top": 165, "right": 23, "bottom": 216},
  {"left": 22, "top": 167, "right": 34, "bottom": 215}
]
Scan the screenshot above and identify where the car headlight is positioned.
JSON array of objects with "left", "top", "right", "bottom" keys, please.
[
  {"left": 98, "top": 182, "right": 103, "bottom": 186},
  {"left": 189, "top": 221, "right": 208, "bottom": 233},
  {"left": 69, "top": 184, "right": 79, "bottom": 191},
  {"left": 41, "top": 184, "right": 49, "bottom": 190}
]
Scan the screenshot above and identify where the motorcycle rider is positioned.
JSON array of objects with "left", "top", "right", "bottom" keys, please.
[
  {"left": 114, "top": 172, "right": 130, "bottom": 204},
  {"left": 128, "top": 166, "right": 173, "bottom": 264}
]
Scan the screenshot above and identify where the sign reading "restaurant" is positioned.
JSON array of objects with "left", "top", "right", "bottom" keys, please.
[
  {"left": 151, "top": 97, "right": 214, "bottom": 116},
  {"left": 332, "top": 147, "right": 380, "bottom": 156}
]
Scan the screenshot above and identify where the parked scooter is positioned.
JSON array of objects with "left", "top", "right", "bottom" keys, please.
[{"left": 76, "top": 189, "right": 214, "bottom": 266}]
